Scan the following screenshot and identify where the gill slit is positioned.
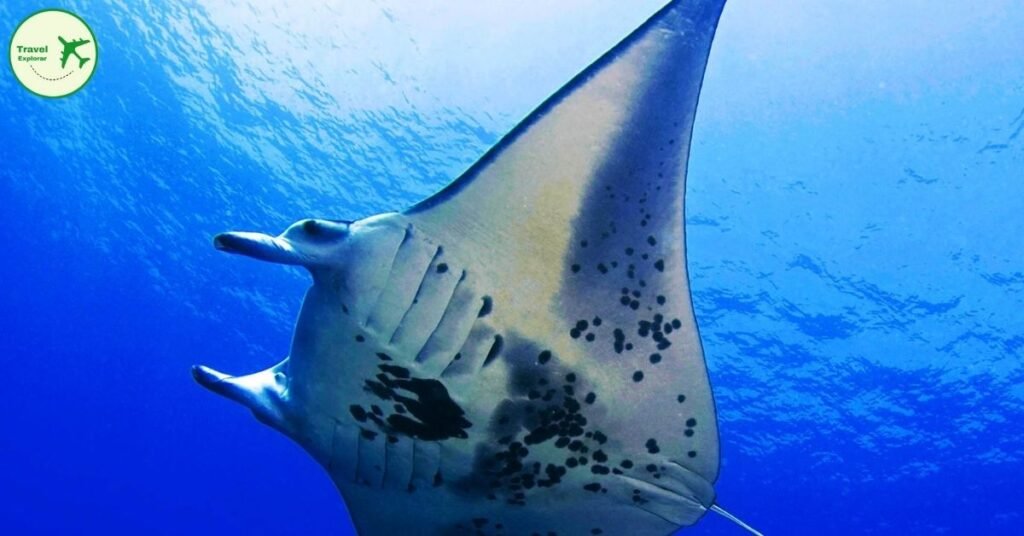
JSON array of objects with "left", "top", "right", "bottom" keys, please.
[{"left": 388, "top": 245, "right": 443, "bottom": 345}]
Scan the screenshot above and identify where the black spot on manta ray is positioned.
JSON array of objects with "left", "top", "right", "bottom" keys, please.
[
  {"left": 436, "top": 263, "right": 449, "bottom": 274},
  {"left": 645, "top": 438, "right": 660, "bottom": 454},
  {"left": 478, "top": 296, "right": 493, "bottom": 317},
  {"left": 632, "top": 489, "right": 649, "bottom": 505},
  {"left": 483, "top": 335, "right": 505, "bottom": 367},
  {"left": 612, "top": 329, "right": 626, "bottom": 354},
  {"left": 380, "top": 364, "right": 411, "bottom": 379},
  {"left": 457, "top": 333, "right": 627, "bottom": 508},
  {"left": 362, "top": 366, "right": 472, "bottom": 441}
]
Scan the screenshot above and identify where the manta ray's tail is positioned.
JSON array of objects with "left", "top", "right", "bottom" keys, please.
[{"left": 710, "top": 503, "right": 765, "bottom": 536}]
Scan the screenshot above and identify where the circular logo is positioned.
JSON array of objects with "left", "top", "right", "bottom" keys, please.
[{"left": 8, "top": 9, "right": 98, "bottom": 98}]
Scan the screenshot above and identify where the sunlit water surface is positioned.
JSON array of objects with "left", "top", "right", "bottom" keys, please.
[{"left": 1, "top": 1, "right": 1021, "bottom": 534}]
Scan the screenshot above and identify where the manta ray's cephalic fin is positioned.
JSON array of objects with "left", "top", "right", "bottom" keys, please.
[{"left": 192, "top": 361, "right": 291, "bottom": 434}]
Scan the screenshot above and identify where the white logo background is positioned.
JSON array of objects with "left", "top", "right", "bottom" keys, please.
[{"left": 9, "top": 10, "right": 98, "bottom": 98}]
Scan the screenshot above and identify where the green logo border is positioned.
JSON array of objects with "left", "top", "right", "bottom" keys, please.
[{"left": 8, "top": 8, "right": 99, "bottom": 99}]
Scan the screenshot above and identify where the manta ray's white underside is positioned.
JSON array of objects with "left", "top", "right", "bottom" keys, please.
[{"left": 194, "top": 1, "right": 758, "bottom": 535}]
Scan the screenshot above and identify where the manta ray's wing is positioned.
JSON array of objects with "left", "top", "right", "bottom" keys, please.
[
  {"left": 408, "top": 0, "right": 724, "bottom": 485},
  {"left": 195, "top": 1, "right": 732, "bottom": 535}
]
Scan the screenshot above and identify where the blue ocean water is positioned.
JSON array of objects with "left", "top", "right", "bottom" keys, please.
[{"left": 1, "top": 0, "right": 1021, "bottom": 534}]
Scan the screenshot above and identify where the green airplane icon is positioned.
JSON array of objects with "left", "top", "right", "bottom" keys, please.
[{"left": 58, "top": 36, "right": 91, "bottom": 69}]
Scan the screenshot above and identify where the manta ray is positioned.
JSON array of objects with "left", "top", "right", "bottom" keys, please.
[{"left": 194, "top": 0, "right": 762, "bottom": 534}]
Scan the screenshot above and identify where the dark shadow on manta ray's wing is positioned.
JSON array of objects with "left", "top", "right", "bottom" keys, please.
[{"left": 558, "top": 1, "right": 726, "bottom": 485}]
